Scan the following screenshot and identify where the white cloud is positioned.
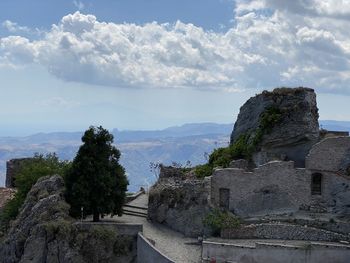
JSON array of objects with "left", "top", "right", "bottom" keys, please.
[
  {"left": 39, "top": 97, "right": 81, "bottom": 109},
  {"left": 73, "top": 0, "right": 85, "bottom": 11},
  {"left": 0, "top": 5, "right": 350, "bottom": 94},
  {"left": 2, "top": 20, "right": 30, "bottom": 33}
]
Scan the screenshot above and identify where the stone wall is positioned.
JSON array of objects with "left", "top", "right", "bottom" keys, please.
[
  {"left": 211, "top": 153, "right": 350, "bottom": 218},
  {"left": 5, "top": 158, "right": 33, "bottom": 188},
  {"left": 306, "top": 136, "right": 350, "bottom": 173},
  {"left": 211, "top": 161, "right": 310, "bottom": 217},
  {"left": 221, "top": 223, "right": 350, "bottom": 242},
  {"left": 137, "top": 232, "right": 175, "bottom": 263},
  {"left": 202, "top": 240, "right": 350, "bottom": 263},
  {"left": 158, "top": 165, "right": 187, "bottom": 180},
  {"left": 125, "top": 188, "right": 146, "bottom": 203},
  {"left": 321, "top": 130, "right": 349, "bottom": 139},
  {"left": 316, "top": 171, "right": 350, "bottom": 216},
  {"left": 148, "top": 176, "right": 211, "bottom": 237}
]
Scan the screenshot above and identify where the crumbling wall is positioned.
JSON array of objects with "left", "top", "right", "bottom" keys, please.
[
  {"left": 305, "top": 137, "right": 350, "bottom": 217},
  {"left": 317, "top": 171, "right": 350, "bottom": 217},
  {"left": 211, "top": 161, "right": 310, "bottom": 217},
  {"left": 148, "top": 166, "right": 211, "bottom": 237},
  {"left": 306, "top": 137, "right": 350, "bottom": 173},
  {"left": 5, "top": 158, "right": 33, "bottom": 188}
]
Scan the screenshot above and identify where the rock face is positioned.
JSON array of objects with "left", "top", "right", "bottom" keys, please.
[
  {"left": 148, "top": 166, "right": 211, "bottom": 237},
  {"left": 0, "top": 175, "right": 137, "bottom": 263},
  {"left": 231, "top": 87, "right": 320, "bottom": 167}
]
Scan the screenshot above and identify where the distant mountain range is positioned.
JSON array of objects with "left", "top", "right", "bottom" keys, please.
[
  {"left": 0, "top": 123, "right": 232, "bottom": 191},
  {"left": 319, "top": 120, "right": 350, "bottom": 132},
  {"left": 0, "top": 121, "right": 349, "bottom": 191}
]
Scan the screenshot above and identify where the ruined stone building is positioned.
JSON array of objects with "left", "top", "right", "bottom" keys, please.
[
  {"left": 149, "top": 87, "right": 350, "bottom": 241},
  {"left": 212, "top": 87, "right": 350, "bottom": 218},
  {"left": 5, "top": 158, "right": 33, "bottom": 188}
]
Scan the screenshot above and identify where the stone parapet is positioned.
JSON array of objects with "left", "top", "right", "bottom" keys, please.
[{"left": 221, "top": 223, "right": 350, "bottom": 242}]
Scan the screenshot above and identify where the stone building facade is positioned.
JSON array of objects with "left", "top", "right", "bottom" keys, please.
[{"left": 211, "top": 136, "right": 350, "bottom": 218}]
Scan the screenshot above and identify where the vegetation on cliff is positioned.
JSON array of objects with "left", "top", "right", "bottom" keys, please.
[
  {"left": 0, "top": 154, "right": 70, "bottom": 231},
  {"left": 65, "top": 126, "right": 128, "bottom": 222},
  {"left": 194, "top": 106, "right": 283, "bottom": 178}
]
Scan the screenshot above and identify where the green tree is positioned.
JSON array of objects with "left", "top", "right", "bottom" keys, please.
[
  {"left": 0, "top": 153, "right": 70, "bottom": 231},
  {"left": 65, "top": 126, "right": 128, "bottom": 222}
]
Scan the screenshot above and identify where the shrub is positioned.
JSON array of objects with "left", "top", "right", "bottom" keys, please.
[
  {"left": 259, "top": 106, "right": 283, "bottom": 132},
  {"left": 194, "top": 164, "right": 213, "bottom": 179},
  {"left": 203, "top": 209, "right": 240, "bottom": 236}
]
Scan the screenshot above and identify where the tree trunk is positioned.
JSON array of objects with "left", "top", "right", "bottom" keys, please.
[{"left": 93, "top": 212, "right": 99, "bottom": 222}]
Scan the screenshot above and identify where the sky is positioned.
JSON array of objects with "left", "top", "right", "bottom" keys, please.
[{"left": 0, "top": 0, "right": 350, "bottom": 136}]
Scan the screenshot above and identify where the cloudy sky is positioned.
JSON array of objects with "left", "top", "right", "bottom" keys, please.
[{"left": 0, "top": 0, "right": 349, "bottom": 136}]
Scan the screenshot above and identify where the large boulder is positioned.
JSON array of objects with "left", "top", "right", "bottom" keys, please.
[{"left": 231, "top": 87, "right": 319, "bottom": 167}]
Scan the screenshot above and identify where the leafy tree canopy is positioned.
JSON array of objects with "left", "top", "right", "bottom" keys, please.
[{"left": 65, "top": 126, "right": 128, "bottom": 222}]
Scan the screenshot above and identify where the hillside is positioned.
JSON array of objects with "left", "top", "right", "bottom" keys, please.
[
  {"left": 0, "top": 123, "right": 232, "bottom": 191},
  {"left": 0, "top": 121, "right": 348, "bottom": 191}
]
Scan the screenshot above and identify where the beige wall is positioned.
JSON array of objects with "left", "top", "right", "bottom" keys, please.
[
  {"left": 211, "top": 161, "right": 311, "bottom": 217},
  {"left": 211, "top": 156, "right": 350, "bottom": 217},
  {"left": 306, "top": 137, "right": 350, "bottom": 172}
]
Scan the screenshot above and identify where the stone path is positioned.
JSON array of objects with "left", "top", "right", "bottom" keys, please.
[{"left": 108, "top": 194, "right": 201, "bottom": 263}]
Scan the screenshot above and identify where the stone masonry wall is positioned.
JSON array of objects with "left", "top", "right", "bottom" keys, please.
[
  {"left": 212, "top": 152, "right": 350, "bottom": 218},
  {"left": 5, "top": 158, "right": 33, "bottom": 188},
  {"left": 202, "top": 240, "right": 350, "bottom": 263},
  {"left": 148, "top": 176, "right": 211, "bottom": 237},
  {"left": 306, "top": 136, "right": 350, "bottom": 173},
  {"left": 221, "top": 223, "right": 350, "bottom": 242},
  {"left": 319, "top": 171, "right": 350, "bottom": 216},
  {"left": 211, "top": 161, "right": 310, "bottom": 217}
]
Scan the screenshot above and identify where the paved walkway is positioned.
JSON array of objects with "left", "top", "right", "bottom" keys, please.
[{"left": 108, "top": 194, "right": 201, "bottom": 263}]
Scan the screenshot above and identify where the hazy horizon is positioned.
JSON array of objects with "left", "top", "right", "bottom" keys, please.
[
  {"left": 1, "top": 0, "right": 350, "bottom": 136},
  {"left": 0, "top": 119, "right": 350, "bottom": 138}
]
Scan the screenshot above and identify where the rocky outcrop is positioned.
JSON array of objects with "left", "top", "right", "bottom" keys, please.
[
  {"left": 0, "top": 175, "right": 137, "bottom": 263},
  {"left": 148, "top": 167, "right": 211, "bottom": 237},
  {"left": 231, "top": 87, "right": 320, "bottom": 167}
]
